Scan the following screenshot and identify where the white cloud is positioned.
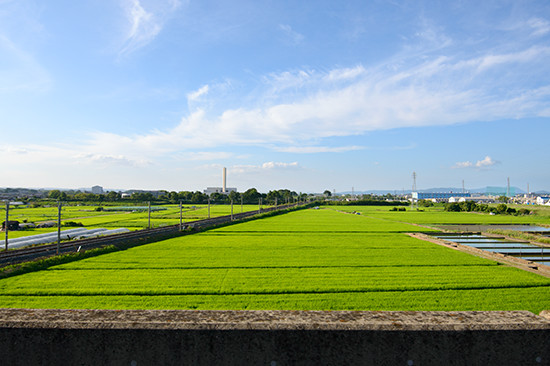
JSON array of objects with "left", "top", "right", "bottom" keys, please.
[
  {"left": 178, "top": 151, "right": 234, "bottom": 161},
  {"left": 262, "top": 161, "right": 298, "bottom": 169},
  {"left": 453, "top": 161, "right": 473, "bottom": 169},
  {"left": 475, "top": 156, "right": 498, "bottom": 168},
  {"left": 0, "top": 146, "right": 28, "bottom": 154},
  {"left": 453, "top": 156, "right": 499, "bottom": 169},
  {"left": 279, "top": 24, "right": 305, "bottom": 45},
  {"left": 81, "top": 41, "right": 550, "bottom": 155},
  {"left": 473, "top": 46, "right": 550, "bottom": 71},
  {"left": 325, "top": 66, "right": 366, "bottom": 82},
  {"left": 74, "top": 153, "right": 151, "bottom": 167},
  {"left": 231, "top": 162, "right": 300, "bottom": 174},
  {"left": 275, "top": 146, "right": 364, "bottom": 154},
  {"left": 527, "top": 18, "right": 550, "bottom": 37},
  {"left": 118, "top": 0, "right": 181, "bottom": 57},
  {"left": 187, "top": 84, "right": 209, "bottom": 102}
]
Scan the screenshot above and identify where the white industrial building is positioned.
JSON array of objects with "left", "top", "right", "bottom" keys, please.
[
  {"left": 448, "top": 196, "right": 494, "bottom": 204},
  {"left": 204, "top": 167, "right": 237, "bottom": 195},
  {"left": 412, "top": 192, "right": 470, "bottom": 202},
  {"left": 204, "top": 187, "right": 237, "bottom": 195},
  {"left": 91, "top": 185, "right": 104, "bottom": 194}
]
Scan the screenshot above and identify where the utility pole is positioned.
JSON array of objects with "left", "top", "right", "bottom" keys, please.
[
  {"left": 179, "top": 201, "right": 183, "bottom": 231},
  {"left": 57, "top": 201, "right": 62, "bottom": 254},
  {"left": 4, "top": 201, "right": 9, "bottom": 251},
  {"left": 147, "top": 201, "right": 151, "bottom": 229},
  {"left": 462, "top": 180, "right": 465, "bottom": 194},
  {"left": 208, "top": 198, "right": 211, "bottom": 219},
  {"left": 412, "top": 171, "right": 417, "bottom": 209}
]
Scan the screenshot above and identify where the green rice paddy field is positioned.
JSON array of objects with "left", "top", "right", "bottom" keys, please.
[
  {"left": 335, "top": 204, "right": 550, "bottom": 226},
  {"left": 0, "top": 207, "right": 548, "bottom": 312},
  {"left": 3, "top": 204, "right": 265, "bottom": 239}
]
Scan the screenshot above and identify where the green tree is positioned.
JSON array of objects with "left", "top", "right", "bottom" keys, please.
[
  {"left": 242, "top": 188, "right": 261, "bottom": 203},
  {"left": 266, "top": 190, "right": 281, "bottom": 204},
  {"left": 191, "top": 191, "right": 207, "bottom": 203},
  {"left": 444, "top": 203, "right": 461, "bottom": 212},
  {"left": 48, "top": 190, "right": 62, "bottom": 200},
  {"left": 106, "top": 191, "right": 121, "bottom": 201},
  {"left": 418, "top": 199, "right": 433, "bottom": 207},
  {"left": 496, "top": 203, "right": 508, "bottom": 214},
  {"left": 497, "top": 195, "right": 509, "bottom": 203},
  {"left": 228, "top": 191, "right": 240, "bottom": 203},
  {"left": 323, "top": 190, "right": 332, "bottom": 197}
]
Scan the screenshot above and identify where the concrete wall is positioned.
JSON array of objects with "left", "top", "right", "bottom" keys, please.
[{"left": 0, "top": 309, "right": 549, "bottom": 365}]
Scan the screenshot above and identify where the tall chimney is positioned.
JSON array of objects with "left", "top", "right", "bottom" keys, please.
[{"left": 223, "top": 167, "right": 227, "bottom": 193}]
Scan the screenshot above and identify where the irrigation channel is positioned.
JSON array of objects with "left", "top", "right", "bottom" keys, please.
[
  {"left": 0, "top": 202, "right": 304, "bottom": 267},
  {"left": 431, "top": 231, "right": 550, "bottom": 268}
]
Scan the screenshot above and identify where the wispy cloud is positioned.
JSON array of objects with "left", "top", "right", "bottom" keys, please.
[
  {"left": 454, "top": 161, "right": 473, "bottom": 169},
  {"left": 187, "top": 84, "right": 209, "bottom": 102},
  {"left": 74, "top": 153, "right": 151, "bottom": 167},
  {"left": 453, "top": 156, "right": 500, "bottom": 169},
  {"left": 118, "top": 0, "right": 181, "bottom": 57},
  {"left": 178, "top": 151, "right": 234, "bottom": 161},
  {"left": 262, "top": 161, "right": 299, "bottom": 169},
  {"left": 0, "top": 146, "right": 28, "bottom": 155},
  {"left": 231, "top": 162, "right": 300, "bottom": 174},
  {"left": 80, "top": 40, "right": 550, "bottom": 156},
  {"left": 325, "top": 66, "right": 366, "bottom": 82},
  {"left": 527, "top": 18, "right": 550, "bottom": 37},
  {"left": 0, "top": 34, "right": 51, "bottom": 92},
  {"left": 467, "top": 46, "right": 550, "bottom": 72},
  {"left": 275, "top": 146, "right": 364, "bottom": 154},
  {"left": 279, "top": 24, "right": 304, "bottom": 45}
]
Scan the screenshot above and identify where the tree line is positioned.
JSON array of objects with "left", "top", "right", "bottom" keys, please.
[
  {"left": 444, "top": 201, "right": 531, "bottom": 215},
  {"left": 45, "top": 188, "right": 306, "bottom": 205}
]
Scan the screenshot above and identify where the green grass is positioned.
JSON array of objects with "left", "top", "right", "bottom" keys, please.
[
  {"left": 2, "top": 204, "right": 267, "bottom": 237},
  {"left": 332, "top": 205, "right": 550, "bottom": 226},
  {"left": 0, "top": 207, "right": 548, "bottom": 312}
]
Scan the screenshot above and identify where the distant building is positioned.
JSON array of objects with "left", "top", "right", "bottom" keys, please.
[
  {"left": 91, "top": 185, "right": 104, "bottom": 194},
  {"left": 412, "top": 192, "right": 471, "bottom": 202},
  {"left": 204, "top": 187, "right": 237, "bottom": 196},
  {"left": 204, "top": 167, "right": 237, "bottom": 195},
  {"left": 536, "top": 196, "right": 550, "bottom": 205},
  {"left": 447, "top": 196, "right": 493, "bottom": 203}
]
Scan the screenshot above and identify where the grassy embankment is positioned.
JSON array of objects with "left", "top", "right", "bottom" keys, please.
[{"left": 0, "top": 208, "right": 548, "bottom": 312}]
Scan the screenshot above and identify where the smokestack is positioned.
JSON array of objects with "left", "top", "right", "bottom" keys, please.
[{"left": 223, "top": 167, "right": 227, "bottom": 193}]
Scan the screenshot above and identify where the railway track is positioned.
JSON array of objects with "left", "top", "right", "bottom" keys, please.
[{"left": 0, "top": 203, "right": 302, "bottom": 266}]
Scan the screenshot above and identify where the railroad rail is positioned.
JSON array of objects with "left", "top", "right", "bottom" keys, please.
[{"left": 0, "top": 203, "right": 303, "bottom": 266}]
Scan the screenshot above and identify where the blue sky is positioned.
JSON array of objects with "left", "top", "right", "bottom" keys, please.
[{"left": 1, "top": 0, "right": 549, "bottom": 193}]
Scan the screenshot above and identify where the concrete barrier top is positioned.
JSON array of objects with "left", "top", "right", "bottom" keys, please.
[{"left": 0, "top": 309, "right": 549, "bottom": 331}]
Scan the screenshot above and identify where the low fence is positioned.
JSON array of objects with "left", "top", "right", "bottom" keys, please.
[{"left": 0, "top": 309, "right": 548, "bottom": 365}]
